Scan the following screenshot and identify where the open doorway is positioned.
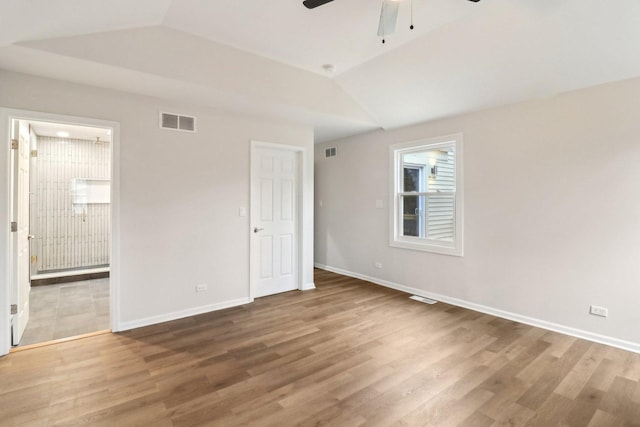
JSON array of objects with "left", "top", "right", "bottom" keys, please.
[{"left": 10, "top": 118, "right": 113, "bottom": 348}]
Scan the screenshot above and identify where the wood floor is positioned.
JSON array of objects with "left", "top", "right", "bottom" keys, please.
[{"left": 1, "top": 269, "right": 639, "bottom": 426}]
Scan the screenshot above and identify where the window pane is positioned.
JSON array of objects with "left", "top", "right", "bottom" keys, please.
[
  {"left": 426, "top": 193, "right": 455, "bottom": 242},
  {"left": 401, "top": 194, "right": 455, "bottom": 240},
  {"left": 403, "top": 147, "right": 455, "bottom": 192},
  {"left": 403, "top": 167, "right": 421, "bottom": 192},
  {"left": 401, "top": 195, "right": 423, "bottom": 237}
]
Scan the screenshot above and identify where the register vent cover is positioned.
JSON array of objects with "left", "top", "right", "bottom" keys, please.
[
  {"left": 410, "top": 295, "right": 438, "bottom": 304},
  {"left": 325, "top": 147, "right": 337, "bottom": 158},
  {"left": 160, "top": 112, "right": 197, "bottom": 133}
]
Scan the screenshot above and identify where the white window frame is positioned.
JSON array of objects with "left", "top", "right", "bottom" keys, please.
[{"left": 389, "top": 133, "right": 464, "bottom": 256}]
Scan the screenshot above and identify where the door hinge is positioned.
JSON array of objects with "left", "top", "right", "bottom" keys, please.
[
  {"left": 31, "top": 150, "right": 38, "bottom": 158},
  {"left": 10, "top": 304, "right": 17, "bottom": 315},
  {"left": 31, "top": 255, "right": 37, "bottom": 264},
  {"left": 10, "top": 221, "right": 17, "bottom": 232},
  {"left": 11, "top": 139, "right": 18, "bottom": 150}
]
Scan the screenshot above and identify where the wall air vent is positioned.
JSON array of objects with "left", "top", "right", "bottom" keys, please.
[
  {"left": 325, "top": 147, "right": 337, "bottom": 158},
  {"left": 160, "top": 112, "right": 197, "bottom": 133}
]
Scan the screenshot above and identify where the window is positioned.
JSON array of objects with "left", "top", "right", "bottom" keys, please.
[{"left": 390, "top": 134, "right": 463, "bottom": 256}]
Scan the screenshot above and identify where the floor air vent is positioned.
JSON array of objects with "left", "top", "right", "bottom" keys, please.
[
  {"left": 160, "top": 112, "right": 196, "bottom": 133},
  {"left": 410, "top": 295, "right": 438, "bottom": 304}
]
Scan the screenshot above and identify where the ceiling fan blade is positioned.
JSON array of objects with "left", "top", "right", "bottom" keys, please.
[
  {"left": 377, "top": 0, "right": 400, "bottom": 37},
  {"left": 303, "top": 0, "right": 334, "bottom": 9}
]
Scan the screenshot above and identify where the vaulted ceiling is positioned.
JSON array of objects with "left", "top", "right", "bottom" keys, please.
[{"left": 1, "top": 0, "right": 640, "bottom": 142}]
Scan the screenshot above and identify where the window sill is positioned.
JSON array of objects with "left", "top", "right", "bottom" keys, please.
[{"left": 389, "top": 239, "right": 463, "bottom": 256}]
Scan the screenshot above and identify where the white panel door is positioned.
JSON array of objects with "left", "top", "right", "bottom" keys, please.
[
  {"left": 11, "top": 120, "right": 31, "bottom": 345},
  {"left": 251, "top": 147, "right": 298, "bottom": 298}
]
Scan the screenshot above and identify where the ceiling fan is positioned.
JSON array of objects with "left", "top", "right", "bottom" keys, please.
[{"left": 303, "top": 0, "right": 481, "bottom": 43}]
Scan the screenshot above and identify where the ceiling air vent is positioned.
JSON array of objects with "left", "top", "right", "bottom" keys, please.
[
  {"left": 160, "top": 112, "right": 197, "bottom": 133},
  {"left": 325, "top": 147, "right": 337, "bottom": 158}
]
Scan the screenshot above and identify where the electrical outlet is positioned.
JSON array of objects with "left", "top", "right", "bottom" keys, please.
[
  {"left": 374, "top": 262, "right": 382, "bottom": 269},
  {"left": 375, "top": 199, "right": 384, "bottom": 209},
  {"left": 196, "top": 283, "right": 208, "bottom": 293},
  {"left": 590, "top": 305, "right": 608, "bottom": 317}
]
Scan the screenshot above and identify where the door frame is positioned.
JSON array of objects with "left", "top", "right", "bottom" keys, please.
[
  {"left": 0, "top": 108, "right": 121, "bottom": 356},
  {"left": 249, "top": 140, "right": 305, "bottom": 301}
]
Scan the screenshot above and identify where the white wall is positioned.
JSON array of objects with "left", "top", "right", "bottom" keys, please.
[
  {"left": 315, "top": 76, "right": 640, "bottom": 351},
  {"left": 0, "top": 70, "right": 314, "bottom": 345}
]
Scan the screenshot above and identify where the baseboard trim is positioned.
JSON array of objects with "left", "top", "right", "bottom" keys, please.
[
  {"left": 314, "top": 263, "right": 640, "bottom": 354},
  {"left": 301, "top": 282, "right": 316, "bottom": 291},
  {"left": 32, "top": 266, "right": 110, "bottom": 280},
  {"left": 32, "top": 271, "right": 109, "bottom": 286},
  {"left": 118, "top": 297, "right": 251, "bottom": 332}
]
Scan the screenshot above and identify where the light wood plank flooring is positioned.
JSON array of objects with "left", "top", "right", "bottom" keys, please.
[{"left": 1, "top": 269, "right": 639, "bottom": 426}]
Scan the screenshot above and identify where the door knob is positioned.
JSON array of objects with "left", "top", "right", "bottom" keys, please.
[
  {"left": 253, "top": 227, "right": 264, "bottom": 233},
  {"left": 27, "top": 234, "right": 35, "bottom": 240}
]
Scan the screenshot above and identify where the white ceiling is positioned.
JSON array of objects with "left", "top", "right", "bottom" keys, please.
[
  {"left": 1, "top": 0, "right": 640, "bottom": 142},
  {"left": 161, "top": 0, "right": 478, "bottom": 75}
]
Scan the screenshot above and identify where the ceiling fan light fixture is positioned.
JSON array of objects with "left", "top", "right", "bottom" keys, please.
[
  {"left": 303, "top": 0, "right": 334, "bottom": 9},
  {"left": 377, "top": 0, "right": 400, "bottom": 39}
]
